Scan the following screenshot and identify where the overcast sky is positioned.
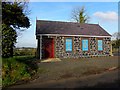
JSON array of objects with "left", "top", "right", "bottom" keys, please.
[{"left": 15, "top": 2, "right": 118, "bottom": 48}]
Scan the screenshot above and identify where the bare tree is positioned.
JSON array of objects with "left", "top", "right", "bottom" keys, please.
[
  {"left": 71, "top": 6, "right": 90, "bottom": 23},
  {"left": 112, "top": 32, "right": 120, "bottom": 40}
]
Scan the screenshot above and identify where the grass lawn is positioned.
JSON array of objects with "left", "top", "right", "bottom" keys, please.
[{"left": 32, "top": 56, "right": 119, "bottom": 84}]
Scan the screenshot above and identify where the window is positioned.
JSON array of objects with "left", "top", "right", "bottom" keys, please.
[
  {"left": 82, "top": 39, "right": 88, "bottom": 51},
  {"left": 65, "top": 38, "right": 72, "bottom": 51},
  {"left": 98, "top": 40, "right": 103, "bottom": 51}
]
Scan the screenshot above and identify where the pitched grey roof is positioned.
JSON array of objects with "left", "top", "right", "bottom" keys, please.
[{"left": 36, "top": 20, "right": 111, "bottom": 36}]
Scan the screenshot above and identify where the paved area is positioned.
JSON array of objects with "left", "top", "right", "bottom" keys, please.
[
  {"left": 6, "top": 69, "right": 119, "bottom": 88},
  {"left": 3, "top": 56, "right": 120, "bottom": 89},
  {"left": 41, "top": 58, "right": 61, "bottom": 63}
]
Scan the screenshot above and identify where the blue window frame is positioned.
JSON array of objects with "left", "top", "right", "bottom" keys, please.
[
  {"left": 82, "top": 39, "right": 89, "bottom": 51},
  {"left": 98, "top": 40, "right": 103, "bottom": 51},
  {"left": 65, "top": 38, "right": 72, "bottom": 51}
]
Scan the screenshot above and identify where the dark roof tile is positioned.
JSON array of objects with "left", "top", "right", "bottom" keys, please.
[{"left": 36, "top": 20, "right": 111, "bottom": 36}]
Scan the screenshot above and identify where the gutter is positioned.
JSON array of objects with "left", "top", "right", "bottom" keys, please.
[{"left": 36, "top": 34, "right": 111, "bottom": 38}]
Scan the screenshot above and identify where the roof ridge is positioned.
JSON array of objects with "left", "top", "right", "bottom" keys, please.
[{"left": 37, "top": 20, "right": 99, "bottom": 25}]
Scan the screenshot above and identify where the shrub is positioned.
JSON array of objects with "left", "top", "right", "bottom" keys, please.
[{"left": 2, "top": 56, "right": 38, "bottom": 87}]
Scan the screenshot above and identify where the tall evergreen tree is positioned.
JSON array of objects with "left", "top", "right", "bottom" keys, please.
[{"left": 2, "top": 2, "right": 30, "bottom": 57}]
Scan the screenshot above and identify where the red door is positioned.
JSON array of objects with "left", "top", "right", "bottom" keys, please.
[
  {"left": 51, "top": 39, "right": 54, "bottom": 58},
  {"left": 44, "top": 38, "right": 54, "bottom": 58}
]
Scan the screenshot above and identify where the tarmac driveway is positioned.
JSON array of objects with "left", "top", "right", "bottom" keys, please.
[
  {"left": 7, "top": 69, "right": 119, "bottom": 88},
  {"left": 5, "top": 56, "right": 119, "bottom": 88}
]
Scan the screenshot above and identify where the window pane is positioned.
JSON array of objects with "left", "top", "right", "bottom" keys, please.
[
  {"left": 98, "top": 40, "right": 103, "bottom": 51},
  {"left": 66, "top": 38, "right": 72, "bottom": 51},
  {"left": 82, "top": 39, "right": 88, "bottom": 51}
]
